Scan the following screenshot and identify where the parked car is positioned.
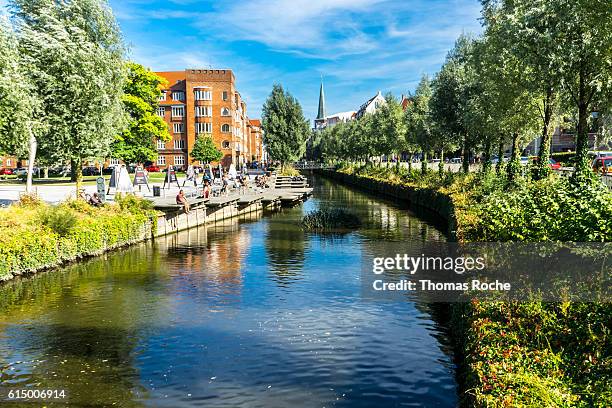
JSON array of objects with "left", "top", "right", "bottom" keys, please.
[
  {"left": 102, "top": 166, "right": 115, "bottom": 175},
  {"left": 145, "top": 164, "right": 161, "bottom": 172},
  {"left": 0, "top": 168, "right": 13, "bottom": 176},
  {"left": 549, "top": 158, "right": 561, "bottom": 170},
  {"left": 530, "top": 157, "right": 561, "bottom": 170},
  {"left": 81, "top": 166, "right": 99, "bottom": 176},
  {"left": 15, "top": 168, "right": 28, "bottom": 177},
  {"left": 592, "top": 157, "right": 612, "bottom": 174},
  {"left": 450, "top": 157, "right": 462, "bottom": 164},
  {"left": 519, "top": 157, "right": 530, "bottom": 165}
]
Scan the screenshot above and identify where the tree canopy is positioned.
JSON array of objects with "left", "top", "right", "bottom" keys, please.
[
  {"left": 191, "top": 135, "right": 223, "bottom": 164},
  {"left": 112, "top": 62, "right": 171, "bottom": 164},
  {"left": 261, "top": 84, "right": 310, "bottom": 167}
]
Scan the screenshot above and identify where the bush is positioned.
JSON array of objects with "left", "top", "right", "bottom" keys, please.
[
  {"left": 0, "top": 196, "right": 154, "bottom": 281},
  {"left": 38, "top": 205, "right": 78, "bottom": 236},
  {"left": 278, "top": 164, "right": 301, "bottom": 177},
  {"left": 302, "top": 208, "right": 361, "bottom": 230}
]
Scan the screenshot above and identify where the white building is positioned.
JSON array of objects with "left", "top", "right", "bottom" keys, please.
[{"left": 355, "top": 91, "right": 386, "bottom": 119}]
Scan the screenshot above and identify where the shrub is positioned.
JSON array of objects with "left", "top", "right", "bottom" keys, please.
[
  {"left": 0, "top": 197, "right": 153, "bottom": 280},
  {"left": 278, "top": 165, "right": 301, "bottom": 177},
  {"left": 302, "top": 208, "right": 361, "bottom": 230},
  {"left": 38, "top": 205, "right": 78, "bottom": 236}
]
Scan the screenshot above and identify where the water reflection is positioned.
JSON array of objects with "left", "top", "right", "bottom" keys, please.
[{"left": 0, "top": 176, "right": 457, "bottom": 407}]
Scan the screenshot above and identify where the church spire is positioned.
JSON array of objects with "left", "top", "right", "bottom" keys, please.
[{"left": 317, "top": 78, "right": 326, "bottom": 120}]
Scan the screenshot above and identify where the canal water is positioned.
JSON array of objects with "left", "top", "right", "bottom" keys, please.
[{"left": 0, "top": 176, "right": 457, "bottom": 407}]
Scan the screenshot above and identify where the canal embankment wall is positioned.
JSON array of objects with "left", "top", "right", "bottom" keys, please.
[{"left": 317, "top": 169, "right": 458, "bottom": 238}]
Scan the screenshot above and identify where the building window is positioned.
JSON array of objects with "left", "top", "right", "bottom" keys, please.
[
  {"left": 221, "top": 107, "right": 231, "bottom": 116},
  {"left": 222, "top": 91, "right": 228, "bottom": 101},
  {"left": 6, "top": 159, "right": 12, "bottom": 166},
  {"left": 196, "top": 122, "right": 212, "bottom": 134},
  {"left": 174, "top": 155, "right": 185, "bottom": 166},
  {"left": 109, "top": 158, "right": 120, "bottom": 165},
  {"left": 157, "top": 156, "right": 166, "bottom": 165},
  {"left": 159, "top": 91, "right": 167, "bottom": 101},
  {"left": 156, "top": 107, "right": 165, "bottom": 117},
  {"left": 157, "top": 139, "right": 165, "bottom": 150},
  {"left": 171, "top": 106, "right": 184, "bottom": 118},
  {"left": 173, "top": 123, "right": 184, "bottom": 133},
  {"left": 172, "top": 91, "right": 185, "bottom": 101},
  {"left": 222, "top": 140, "right": 231, "bottom": 149},
  {"left": 195, "top": 106, "right": 212, "bottom": 117},
  {"left": 174, "top": 139, "right": 185, "bottom": 149},
  {"left": 194, "top": 90, "right": 212, "bottom": 101},
  {"left": 221, "top": 124, "right": 231, "bottom": 133}
]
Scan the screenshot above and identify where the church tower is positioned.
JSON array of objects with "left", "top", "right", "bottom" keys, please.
[{"left": 317, "top": 80, "right": 326, "bottom": 120}]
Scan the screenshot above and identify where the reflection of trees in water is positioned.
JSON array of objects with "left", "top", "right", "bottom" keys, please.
[
  {"left": 0, "top": 244, "right": 169, "bottom": 407},
  {"left": 265, "top": 214, "right": 309, "bottom": 286}
]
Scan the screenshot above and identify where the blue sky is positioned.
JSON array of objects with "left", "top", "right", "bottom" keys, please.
[{"left": 2, "top": 0, "right": 483, "bottom": 121}]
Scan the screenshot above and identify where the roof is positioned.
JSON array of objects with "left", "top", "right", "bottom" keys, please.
[
  {"left": 249, "top": 119, "right": 262, "bottom": 127},
  {"left": 155, "top": 71, "right": 186, "bottom": 88}
]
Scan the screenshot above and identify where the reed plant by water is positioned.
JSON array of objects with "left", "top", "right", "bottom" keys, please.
[{"left": 302, "top": 208, "right": 361, "bottom": 231}]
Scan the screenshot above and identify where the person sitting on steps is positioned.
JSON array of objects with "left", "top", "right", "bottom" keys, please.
[{"left": 176, "top": 189, "right": 190, "bottom": 214}]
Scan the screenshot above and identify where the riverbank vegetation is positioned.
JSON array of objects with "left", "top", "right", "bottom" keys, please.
[
  {"left": 302, "top": 208, "right": 361, "bottom": 231},
  {"left": 0, "top": 195, "right": 156, "bottom": 281},
  {"left": 333, "top": 164, "right": 611, "bottom": 407}
]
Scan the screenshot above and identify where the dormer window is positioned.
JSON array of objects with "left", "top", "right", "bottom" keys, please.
[{"left": 172, "top": 91, "right": 185, "bottom": 101}]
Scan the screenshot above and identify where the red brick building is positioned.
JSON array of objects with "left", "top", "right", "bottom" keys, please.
[{"left": 154, "top": 69, "right": 263, "bottom": 169}]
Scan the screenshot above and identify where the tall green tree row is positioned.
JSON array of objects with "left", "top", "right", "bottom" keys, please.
[{"left": 310, "top": 0, "right": 611, "bottom": 184}]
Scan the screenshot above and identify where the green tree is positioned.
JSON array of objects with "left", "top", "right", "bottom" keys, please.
[
  {"left": 373, "top": 94, "right": 406, "bottom": 166},
  {"left": 481, "top": 0, "right": 563, "bottom": 179},
  {"left": 406, "top": 75, "right": 434, "bottom": 174},
  {"left": 429, "top": 35, "right": 477, "bottom": 173},
  {"left": 191, "top": 135, "right": 222, "bottom": 164},
  {"left": 0, "top": 17, "right": 44, "bottom": 192},
  {"left": 548, "top": 0, "right": 612, "bottom": 175},
  {"left": 112, "top": 62, "right": 170, "bottom": 165},
  {"left": 261, "top": 84, "right": 310, "bottom": 170},
  {"left": 13, "top": 0, "right": 126, "bottom": 192}
]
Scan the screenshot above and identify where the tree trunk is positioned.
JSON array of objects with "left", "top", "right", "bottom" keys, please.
[
  {"left": 74, "top": 157, "right": 83, "bottom": 195},
  {"left": 438, "top": 150, "right": 444, "bottom": 175},
  {"left": 507, "top": 133, "right": 521, "bottom": 181},
  {"left": 574, "top": 69, "right": 590, "bottom": 176},
  {"left": 421, "top": 151, "right": 428, "bottom": 175},
  {"left": 496, "top": 138, "right": 504, "bottom": 175},
  {"left": 462, "top": 136, "right": 470, "bottom": 173},
  {"left": 483, "top": 140, "right": 492, "bottom": 174},
  {"left": 43, "top": 167, "right": 48, "bottom": 179},
  {"left": 25, "top": 131, "right": 37, "bottom": 194},
  {"left": 70, "top": 159, "right": 78, "bottom": 182},
  {"left": 408, "top": 153, "right": 413, "bottom": 172},
  {"left": 536, "top": 86, "right": 554, "bottom": 180}
]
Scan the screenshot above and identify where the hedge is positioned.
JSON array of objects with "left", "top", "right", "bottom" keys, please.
[{"left": 0, "top": 196, "right": 155, "bottom": 281}]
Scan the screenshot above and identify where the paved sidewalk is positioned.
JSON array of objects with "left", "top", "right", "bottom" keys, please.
[{"left": 0, "top": 178, "right": 201, "bottom": 206}]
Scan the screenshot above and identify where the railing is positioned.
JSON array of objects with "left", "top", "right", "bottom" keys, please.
[{"left": 293, "top": 162, "right": 335, "bottom": 170}]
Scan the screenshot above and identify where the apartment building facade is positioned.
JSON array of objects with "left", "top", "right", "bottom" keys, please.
[{"left": 155, "top": 69, "right": 261, "bottom": 169}]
